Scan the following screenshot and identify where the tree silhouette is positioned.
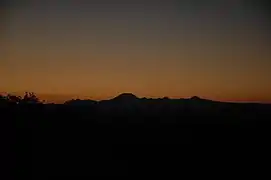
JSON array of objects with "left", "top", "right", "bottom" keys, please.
[
  {"left": 7, "top": 94, "right": 21, "bottom": 104},
  {"left": 0, "top": 92, "right": 41, "bottom": 104},
  {"left": 22, "top": 92, "right": 40, "bottom": 104},
  {"left": 0, "top": 94, "right": 7, "bottom": 103}
]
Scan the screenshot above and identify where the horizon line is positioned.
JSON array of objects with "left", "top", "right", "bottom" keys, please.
[{"left": 1, "top": 91, "right": 271, "bottom": 104}]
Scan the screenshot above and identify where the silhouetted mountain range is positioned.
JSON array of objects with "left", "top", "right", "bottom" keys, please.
[
  {"left": 62, "top": 93, "right": 270, "bottom": 111},
  {"left": 63, "top": 93, "right": 210, "bottom": 105}
]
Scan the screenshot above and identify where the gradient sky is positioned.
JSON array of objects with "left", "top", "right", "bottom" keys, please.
[{"left": 1, "top": 0, "right": 271, "bottom": 103}]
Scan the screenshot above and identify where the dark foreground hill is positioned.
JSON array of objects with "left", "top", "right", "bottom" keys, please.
[{"left": 1, "top": 93, "right": 271, "bottom": 177}]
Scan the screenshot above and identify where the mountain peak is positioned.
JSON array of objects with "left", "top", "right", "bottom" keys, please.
[
  {"left": 190, "top": 96, "right": 201, "bottom": 100},
  {"left": 112, "top": 93, "right": 139, "bottom": 101}
]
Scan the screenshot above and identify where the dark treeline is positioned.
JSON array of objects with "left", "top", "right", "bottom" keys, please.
[{"left": 1, "top": 92, "right": 271, "bottom": 177}]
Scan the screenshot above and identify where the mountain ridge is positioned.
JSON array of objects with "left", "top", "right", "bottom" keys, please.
[{"left": 62, "top": 93, "right": 271, "bottom": 106}]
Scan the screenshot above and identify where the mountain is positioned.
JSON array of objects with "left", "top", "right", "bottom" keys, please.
[
  {"left": 111, "top": 93, "right": 139, "bottom": 103},
  {"left": 190, "top": 96, "right": 202, "bottom": 101},
  {"left": 61, "top": 94, "right": 271, "bottom": 115}
]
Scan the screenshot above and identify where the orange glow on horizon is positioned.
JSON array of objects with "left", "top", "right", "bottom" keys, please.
[
  {"left": 1, "top": 91, "right": 270, "bottom": 104},
  {"left": 1, "top": 2, "right": 271, "bottom": 104}
]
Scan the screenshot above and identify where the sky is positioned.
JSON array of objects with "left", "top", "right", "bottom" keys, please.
[{"left": 1, "top": 0, "right": 271, "bottom": 103}]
